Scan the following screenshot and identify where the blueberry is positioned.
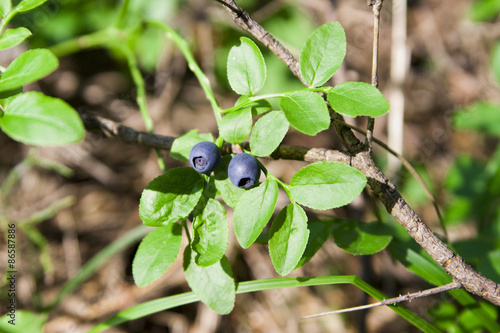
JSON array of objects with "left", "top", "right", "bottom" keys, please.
[
  {"left": 189, "top": 141, "right": 221, "bottom": 174},
  {"left": 228, "top": 153, "right": 261, "bottom": 188}
]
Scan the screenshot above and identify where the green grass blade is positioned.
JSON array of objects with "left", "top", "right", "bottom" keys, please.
[
  {"left": 87, "top": 275, "right": 440, "bottom": 333},
  {"left": 45, "top": 225, "right": 151, "bottom": 312}
]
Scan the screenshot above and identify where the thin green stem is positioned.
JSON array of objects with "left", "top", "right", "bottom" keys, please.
[
  {"left": 0, "top": 9, "right": 18, "bottom": 35},
  {"left": 49, "top": 29, "right": 115, "bottom": 58},
  {"left": 114, "top": 0, "right": 131, "bottom": 29},
  {"left": 221, "top": 86, "right": 331, "bottom": 114},
  {"left": 120, "top": 45, "right": 166, "bottom": 172},
  {"left": 266, "top": 172, "right": 292, "bottom": 199},
  {"left": 147, "top": 20, "right": 222, "bottom": 126},
  {"left": 182, "top": 220, "right": 192, "bottom": 244}
]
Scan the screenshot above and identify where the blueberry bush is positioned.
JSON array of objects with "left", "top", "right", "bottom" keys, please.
[{"left": 1, "top": 0, "right": 500, "bottom": 332}]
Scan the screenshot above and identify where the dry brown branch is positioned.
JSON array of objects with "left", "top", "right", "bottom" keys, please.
[
  {"left": 303, "top": 281, "right": 462, "bottom": 319},
  {"left": 365, "top": 0, "right": 383, "bottom": 151}
]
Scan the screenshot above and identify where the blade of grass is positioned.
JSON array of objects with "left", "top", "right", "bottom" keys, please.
[
  {"left": 87, "top": 275, "right": 440, "bottom": 333},
  {"left": 44, "top": 224, "right": 151, "bottom": 312},
  {"left": 118, "top": 45, "right": 166, "bottom": 171}
]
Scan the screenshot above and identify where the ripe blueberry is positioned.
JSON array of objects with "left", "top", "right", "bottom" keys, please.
[
  {"left": 189, "top": 141, "right": 221, "bottom": 174},
  {"left": 228, "top": 153, "right": 261, "bottom": 188}
]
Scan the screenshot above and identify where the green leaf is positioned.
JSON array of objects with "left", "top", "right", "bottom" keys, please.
[
  {"left": 213, "top": 155, "right": 246, "bottom": 209},
  {"left": 299, "top": 22, "right": 346, "bottom": 87},
  {"left": 227, "top": 37, "right": 266, "bottom": 96},
  {"left": 0, "top": 0, "right": 11, "bottom": 18},
  {"left": 249, "top": 98, "right": 272, "bottom": 116},
  {"left": 453, "top": 102, "right": 500, "bottom": 136},
  {"left": 192, "top": 198, "right": 228, "bottom": 266},
  {"left": 0, "top": 27, "right": 31, "bottom": 50},
  {"left": 280, "top": 90, "right": 330, "bottom": 135},
  {"left": 219, "top": 108, "right": 252, "bottom": 144},
  {"left": 250, "top": 111, "right": 289, "bottom": 157},
  {"left": 132, "top": 224, "right": 182, "bottom": 287},
  {"left": 477, "top": 249, "right": 500, "bottom": 283},
  {"left": 332, "top": 219, "right": 393, "bottom": 255},
  {"left": 14, "top": 0, "right": 47, "bottom": 12},
  {"left": 0, "top": 310, "right": 46, "bottom": 333},
  {"left": 233, "top": 179, "right": 279, "bottom": 248},
  {"left": 269, "top": 203, "right": 309, "bottom": 276},
  {"left": 428, "top": 302, "right": 459, "bottom": 331},
  {"left": 295, "top": 219, "right": 333, "bottom": 269},
  {"left": 327, "top": 81, "right": 389, "bottom": 118},
  {"left": 0, "top": 86, "right": 22, "bottom": 107},
  {"left": 225, "top": 96, "right": 272, "bottom": 116},
  {"left": 289, "top": 161, "right": 367, "bottom": 210},
  {"left": 492, "top": 42, "right": 500, "bottom": 85},
  {"left": 183, "top": 247, "right": 235, "bottom": 314},
  {"left": 0, "top": 49, "right": 58, "bottom": 92},
  {"left": 170, "top": 129, "right": 213, "bottom": 162},
  {"left": 0, "top": 91, "right": 84, "bottom": 146},
  {"left": 139, "top": 167, "right": 204, "bottom": 226},
  {"left": 469, "top": 0, "right": 500, "bottom": 22}
]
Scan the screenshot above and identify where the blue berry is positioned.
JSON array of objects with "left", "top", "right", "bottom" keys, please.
[
  {"left": 189, "top": 141, "right": 221, "bottom": 174},
  {"left": 228, "top": 153, "right": 261, "bottom": 188}
]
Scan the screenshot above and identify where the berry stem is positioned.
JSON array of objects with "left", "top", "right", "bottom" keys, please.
[
  {"left": 259, "top": 163, "right": 293, "bottom": 200},
  {"left": 182, "top": 220, "right": 192, "bottom": 244}
]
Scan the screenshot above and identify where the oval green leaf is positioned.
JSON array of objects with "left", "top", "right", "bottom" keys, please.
[
  {"left": 170, "top": 129, "right": 213, "bottom": 162},
  {"left": 250, "top": 111, "right": 289, "bottom": 157},
  {"left": 300, "top": 22, "right": 346, "bottom": 87},
  {"left": 227, "top": 37, "right": 266, "bottom": 96},
  {"left": 0, "top": 27, "right": 31, "bottom": 50},
  {"left": 219, "top": 108, "right": 252, "bottom": 144},
  {"left": 295, "top": 219, "right": 334, "bottom": 269},
  {"left": 453, "top": 102, "right": 500, "bottom": 136},
  {"left": 332, "top": 219, "right": 393, "bottom": 255},
  {"left": 139, "top": 167, "right": 204, "bottom": 226},
  {"left": 233, "top": 178, "right": 279, "bottom": 248},
  {"left": 0, "top": 91, "right": 84, "bottom": 146},
  {"left": 15, "top": 0, "right": 47, "bottom": 12},
  {"left": 327, "top": 81, "right": 389, "bottom": 118},
  {"left": 290, "top": 161, "right": 367, "bottom": 210},
  {"left": 132, "top": 224, "right": 182, "bottom": 287},
  {"left": 0, "top": 310, "right": 46, "bottom": 333},
  {"left": 492, "top": 41, "right": 500, "bottom": 85},
  {"left": 0, "top": 0, "right": 11, "bottom": 18},
  {"left": 183, "top": 247, "right": 235, "bottom": 314},
  {"left": 192, "top": 198, "right": 228, "bottom": 267},
  {"left": 0, "top": 49, "right": 58, "bottom": 92},
  {"left": 269, "top": 203, "right": 309, "bottom": 276},
  {"left": 280, "top": 91, "right": 330, "bottom": 135}
]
